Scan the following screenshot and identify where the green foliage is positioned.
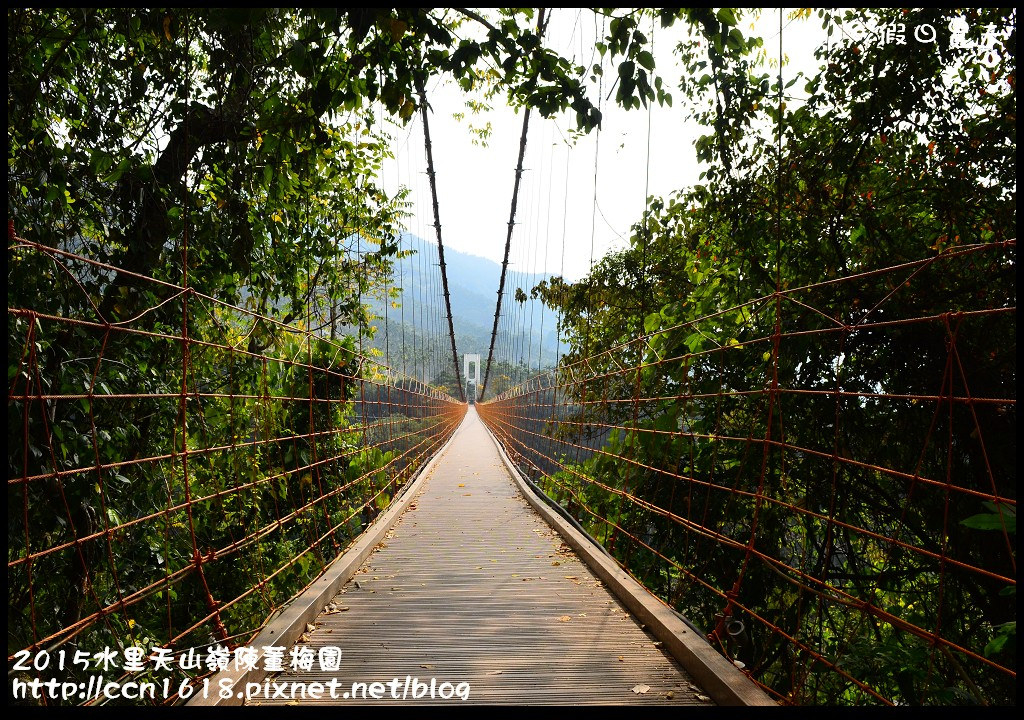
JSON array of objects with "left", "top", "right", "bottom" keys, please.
[
  {"left": 530, "top": 7, "right": 1016, "bottom": 706},
  {"left": 960, "top": 503, "right": 1016, "bottom": 533},
  {"left": 8, "top": 5, "right": 1016, "bottom": 707}
]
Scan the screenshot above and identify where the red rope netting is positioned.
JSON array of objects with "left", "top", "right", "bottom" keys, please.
[
  {"left": 7, "top": 235, "right": 465, "bottom": 704},
  {"left": 478, "top": 239, "right": 1015, "bottom": 705}
]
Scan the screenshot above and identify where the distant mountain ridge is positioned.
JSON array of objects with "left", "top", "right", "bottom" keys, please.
[{"left": 366, "top": 233, "right": 562, "bottom": 370}]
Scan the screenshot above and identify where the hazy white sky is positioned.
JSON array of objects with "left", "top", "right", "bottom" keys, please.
[{"left": 382, "top": 9, "right": 828, "bottom": 281}]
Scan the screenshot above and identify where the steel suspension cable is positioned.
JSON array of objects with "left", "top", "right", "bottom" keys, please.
[
  {"left": 415, "top": 78, "right": 465, "bottom": 402},
  {"left": 480, "top": 7, "right": 549, "bottom": 400},
  {"left": 482, "top": 97, "right": 531, "bottom": 400}
]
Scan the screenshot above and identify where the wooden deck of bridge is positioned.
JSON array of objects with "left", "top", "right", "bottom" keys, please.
[{"left": 250, "top": 408, "right": 715, "bottom": 705}]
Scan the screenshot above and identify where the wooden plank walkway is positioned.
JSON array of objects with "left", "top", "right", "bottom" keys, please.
[{"left": 253, "top": 407, "right": 711, "bottom": 705}]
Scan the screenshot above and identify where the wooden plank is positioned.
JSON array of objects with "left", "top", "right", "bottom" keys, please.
[
  {"left": 486, "top": 416, "right": 777, "bottom": 706},
  {"left": 253, "top": 408, "right": 714, "bottom": 706}
]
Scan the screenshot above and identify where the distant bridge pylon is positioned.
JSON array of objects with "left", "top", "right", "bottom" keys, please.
[{"left": 464, "top": 353, "right": 481, "bottom": 404}]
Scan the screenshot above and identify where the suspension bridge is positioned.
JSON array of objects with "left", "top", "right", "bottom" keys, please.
[{"left": 7, "top": 7, "right": 1016, "bottom": 708}]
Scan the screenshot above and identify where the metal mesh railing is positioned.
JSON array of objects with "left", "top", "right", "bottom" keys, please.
[
  {"left": 8, "top": 236, "right": 465, "bottom": 703},
  {"left": 479, "top": 240, "right": 1016, "bottom": 705}
]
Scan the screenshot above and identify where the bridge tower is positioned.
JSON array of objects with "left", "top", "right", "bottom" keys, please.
[{"left": 463, "top": 353, "right": 481, "bottom": 404}]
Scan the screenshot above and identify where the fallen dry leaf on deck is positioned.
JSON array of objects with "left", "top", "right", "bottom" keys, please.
[
  {"left": 696, "top": 694, "right": 711, "bottom": 702},
  {"left": 558, "top": 615, "right": 572, "bottom": 622},
  {"left": 632, "top": 684, "right": 650, "bottom": 695}
]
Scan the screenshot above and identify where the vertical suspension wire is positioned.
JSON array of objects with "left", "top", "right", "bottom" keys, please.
[
  {"left": 548, "top": 10, "right": 577, "bottom": 477},
  {"left": 356, "top": 127, "right": 385, "bottom": 502},
  {"left": 408, "top": 132, "right": 423, "bottom": 393},
  {"left": 372, "top": 91, "right": 395, "bottom": 489},
  {"left": 376, "top": 91, "right": 396, "bottom": 488},
  {"left": 303, "top": 172, "right": 322, "bottom": 566},
  {"left": 523, "top": 118, "right": 553, "bottom": 472},
  {"left": 395, "top": 147, "right": 408, "bottom": 391},
  {"left": 414, "top": 140, "right": 427, "bottom": 391},
  {"left": 536, "top": 119, "right": 552, "bottom": 372},
  {"left": 429, "top": 200, "right": 439, "bottom": 394},
  {"left": 419, "top": 150, "right": 430, "bottom": 400},
  {"left": 510, "top": 162, "right": 521, "bottom": 380},
  {"left": 392, "top": 121, "right": 413, "bottom": 448},
  {"left": 422, "top": 146, "right": 438, "bottom": 395},
  {"left": 507, "top": 162, "right": 519, "bottom": 383},
  {"left": 355, "top": 198, "right": 367, "bottom": 460},
  {"left": 515, "top": 135, "right": 533, "bottom": 382},
  {"left": 571, "top": 9, "right": 605, "bottom": 538},
  {"left": 429, "top": 229, "right": 438, "bottom": 393},
  {"left": 428, "top": 227, "right": 438, "bottom": 394},
  {"left": 426, "top": 157, "right": 436, "bottom": 402},
  {"left": 512, "top": 141, "right": 531, "bottom": 380},
  {"left": 407, "top": 135, "right": 419, "bottom": 398},
  {"left": 410, "top": 111, "right": 425, "bottom": 391},
  {"left": 537, "top": 121, "right": 555, "bottom": 372},
  {"left": 525, "top": 124, "right": 544, "bottom": 375},
  {"left": 607, "top": 10, "right": 657, "bottom": 559},
  {"left": 543, "top": 133, "right": 572, "bottom": 485},
  {"left": 515, "top": 126, "right": 529, "bottom": 380},
  {"left": 176, "top": 9, "right": 228, "bottom": 644},
  {"left": 711, "top": 3, "right": 788, "bottom": 662},
  {"left": 525, "top": 143, "right": 538, "bottom": 374},
  {"left": 517, "top": 151, "right": 531, "bottom": 376},
  {"left": 775, "top": 8, "right": 784, "bottom": 293}
]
